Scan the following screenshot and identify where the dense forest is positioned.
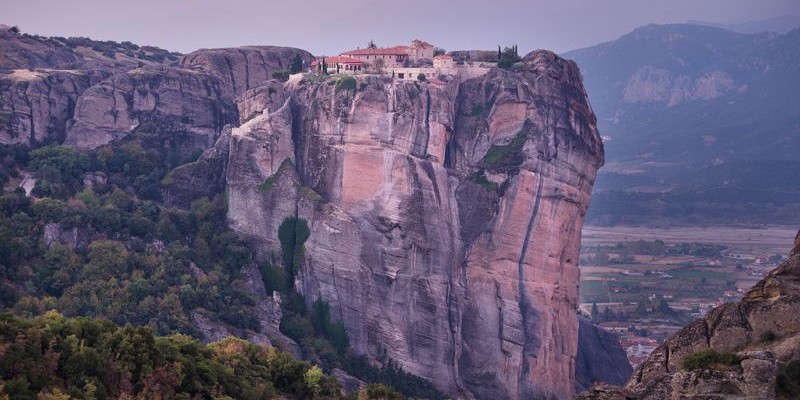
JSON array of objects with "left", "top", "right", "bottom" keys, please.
[
  {"left": 0, "top": 138, "right": 437, "bottom": 399},
  {"left": 0, "top": 312, "right": 344, "bottom": 399}
]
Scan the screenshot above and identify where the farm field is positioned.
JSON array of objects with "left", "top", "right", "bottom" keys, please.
[{"left": 579, "top": 225, "right": 797, "bottom": 366}]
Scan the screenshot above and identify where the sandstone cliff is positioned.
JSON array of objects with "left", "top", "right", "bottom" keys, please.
[
  {"left": 1, "top": 28, "right": 618, "bottom": 398},
  {"left": 64, "top": 66, "right": 236, "bottom": 152},
  {"left": 0, "top": 26, "right": 186, "bottom": 146},
  {"left": 180, "top": 46, "right": 314, "bottom": 97},
  {"left": 223, "top": 51, "right": 604, "bottom": 399},
  {"left": 576, "top": 231, "right": 800, "bottom": 400},
  {"left": 0, "top": 69, "right": 107, "bottom": 144}
]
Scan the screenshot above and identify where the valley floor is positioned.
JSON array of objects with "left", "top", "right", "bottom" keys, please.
[{"left": 579, "top": 224, "right": 797, "bottom": 367}]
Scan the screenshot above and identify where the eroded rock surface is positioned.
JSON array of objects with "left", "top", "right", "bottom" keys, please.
[
  {"left": 179, "top": 46, "right": 314, "bottom": 97},
  {"left": 0, "top": 69, "right": 108, "bottom": 145},
  {"left": 1, "top": 27, "right": 615, "bottom": 398},
  {"left": 576, "top": 231, "right": 800, "bottom": 400},
  {"left": 225, "top": 51, "right": 604, "bottom": 399},
  {"left": 576, "top": 316, "right": 633, "bottom": 393},
  {"left": 64, "top": 66, "right": 236, "bottom": 152}
]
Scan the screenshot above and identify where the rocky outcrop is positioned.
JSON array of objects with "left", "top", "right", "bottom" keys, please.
[
  {"left": 161, "top": 127, "right": 232, "bottom": 208},
  {"left": 43, "top": 222, "right": 89, "bottom": 250},
  {"left": 621, "top": 67, "right": 735, "bottom": 106},
  {"left": 225, "top": 50, "right": 604, "bottom": 399},
  {"left": 64, "top": 66, "right": 236, "bottom": 152},
  {"left": 576, "top": 230, "right": 800, "bottom": 400},
  {"left": 576, "top": 316, "right": 633, "bottom": 393},
  {"left": 0, "top": 27, "right": 82, "bottom": 70},
  {"left": 1, "top": 26, "right": 612, "bottom": 398},
  {"left": 180, "top": 46, "right": 314, "bottom": 97},
  {"left": 0, "top": 69, "right": 108, "bottom": 145}
]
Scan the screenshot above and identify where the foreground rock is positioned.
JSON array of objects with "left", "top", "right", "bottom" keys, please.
[
  {"left": 576, "top": 316, "right": 633, "bottom": 393},
  {"left": 225, "top": 51, "right": 605, "bottom": 399},
  {"left": 576, "top": 231, "right": 800, "bottom": 400}
]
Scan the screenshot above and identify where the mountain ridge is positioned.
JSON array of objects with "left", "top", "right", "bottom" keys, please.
[{"left": 564, "top": 22, "right": 800, "bottom": 226}]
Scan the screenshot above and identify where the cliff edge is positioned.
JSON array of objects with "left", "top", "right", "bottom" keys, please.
[{"left": 224, "top": 50, "right": 604, "bottom": 399}]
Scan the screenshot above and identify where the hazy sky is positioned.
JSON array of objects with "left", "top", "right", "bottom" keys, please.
[{"left": 4, "top": 0, "right": 800, "bottom": 55}]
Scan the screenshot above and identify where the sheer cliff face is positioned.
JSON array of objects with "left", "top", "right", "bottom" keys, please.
[
  {"left": 226, "top": 51, "right": 604, "bottom": 399},
  {"left": 64, "top": 67, "right": 236, "bottom": 151},
  {"left": 0, "top": 31, "right": 308, "bottom": 147},
  {"left": 0, "top": 26, "right": 605, "bottom": 396}
]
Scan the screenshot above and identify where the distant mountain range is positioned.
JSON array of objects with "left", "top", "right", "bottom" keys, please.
[
  {"left": 564, "top": 23, "right": 800, "bottom": 225},
  {"left": 688, "top": 15, "right": 800, "bottom": 34}
]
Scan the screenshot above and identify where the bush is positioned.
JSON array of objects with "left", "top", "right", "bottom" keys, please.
[
  {"left": 336, "top": 76, "right": 357, "bottom": 91},
  {"left": 482, "top": 128, "right": 528, "bottom": 170},
  {"left": 271, "top": 70, "right": 290, "bottom": 82},
  {"left": 363, "top": 383, "right": 404, "bottom": 399},
  {"left": 278, "top": 217, "right": 310, "bottom": 286},
  {"left": 416, "top": 73, "right": 427, "bottom": 82},
  {"left": 681, "top": 348, "right": 741, "bottom": 371},
  {"left": 777, "top": 360, "right": 800, "bottom": 399},
  {"left": 471, "top": 171, "right": 498, "bottom": 190}
]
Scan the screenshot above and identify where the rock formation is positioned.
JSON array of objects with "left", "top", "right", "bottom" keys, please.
[
  {"left": 576, "top": 230, "right": 800, "bottom": 400},
  {"left": 0, "top": 26, "right": 185, "bottom": 146},
  {"left": 223, "top": 50, "right": 604, "bottom": 399},
  {"left": 180, "top": 46, "right": 314, "bottom": 97},
  {"left": 64, "top": 66, "right": 236, "bottom": 152},
  {"left": 0, "top": 69, "right": 107, "bottom": 144},
  {"left": 1, "top": 27, "right": 618, "bottom": 398},
  {"left": 575, "top": 316, "right": 633, "bottom": 393}
]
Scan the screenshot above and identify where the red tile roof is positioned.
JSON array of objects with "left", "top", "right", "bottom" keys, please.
[
  {"left": 341, "top": 46, "right": 410, "bottom": 56},
  {"left": 311, "top": 56, "right": 366, "bottom": 66},
  {"left": 433, "top": 54, "right": 453, "bottom": 60}
]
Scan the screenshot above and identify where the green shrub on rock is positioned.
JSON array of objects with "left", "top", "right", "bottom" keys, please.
[{"left": 681, "top": 348, "right": 741, "bottom": 371}]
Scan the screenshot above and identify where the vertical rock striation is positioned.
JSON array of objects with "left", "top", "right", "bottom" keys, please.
[
  {"left": 452, "top": 51, "right": 604, "bottom": 399},
  {"left": 0, "top": 26, "right": 609, "bottom": 396},
  {"left": 225, "top": 50, "right": 604, "bottom": 399},
  {"left": 0, "top": 69, "right": 106, "bottom": 145},
  {"left": 64, "top": 66, "right": 236, "bottom": 152}
]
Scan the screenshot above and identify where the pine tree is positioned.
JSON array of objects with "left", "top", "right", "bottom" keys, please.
[{"left": 289, "top": 54, "right": 303, "bottom": 74}]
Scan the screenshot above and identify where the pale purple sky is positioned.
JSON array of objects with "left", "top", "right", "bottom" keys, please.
[{"left": 4, "top": 0, "right": 800, "bottom": 55}]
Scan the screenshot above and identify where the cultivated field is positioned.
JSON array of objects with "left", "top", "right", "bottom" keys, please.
[{"left": 579, "top": 225, "right": 798, "bottom": 366}]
